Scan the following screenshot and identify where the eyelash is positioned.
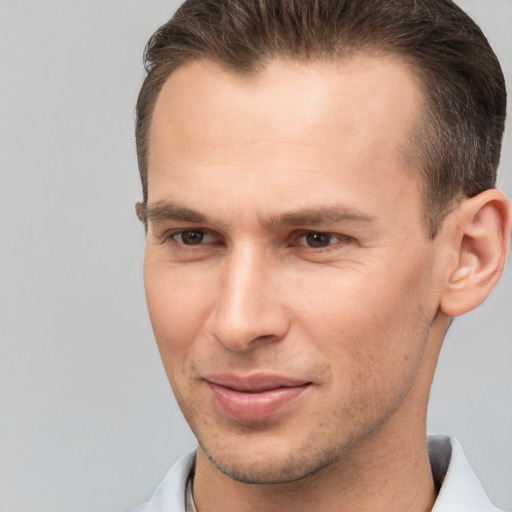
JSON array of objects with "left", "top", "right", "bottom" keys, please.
[
  {"left": 164, "top": 229, "right": 353, "bottom": 251},
  {"left": 293, "top": 231, "right": 352, "bottom": 249},
  {"left": 168, "top": 229, "right": 216, "bottom": 246}
]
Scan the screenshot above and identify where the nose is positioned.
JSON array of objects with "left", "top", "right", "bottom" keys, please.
[{"left": 210, "top": 245, "right": 290, "bottom": 352}]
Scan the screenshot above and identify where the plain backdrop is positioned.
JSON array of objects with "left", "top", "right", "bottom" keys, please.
[{"left": 0, "top": 1, "right": 511, "bottom": 511}]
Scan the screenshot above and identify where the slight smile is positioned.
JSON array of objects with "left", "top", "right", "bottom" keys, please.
[{"left": 206, "top": 374, "right": 312, "bottom": 421}]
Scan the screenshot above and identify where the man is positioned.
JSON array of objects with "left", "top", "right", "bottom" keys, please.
[{"left": 128, "top": 0, "right": 511, "bottom": 511}]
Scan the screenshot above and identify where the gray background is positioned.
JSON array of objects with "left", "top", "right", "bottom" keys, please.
[{"left": 0, "top": 1, "right": 510, "bottom": 511}]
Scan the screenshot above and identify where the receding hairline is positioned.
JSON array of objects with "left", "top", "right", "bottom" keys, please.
[
  {"left": 136, "top": 0, "right": 506, "bottom": 242},
  {"left": 144, "top": 51, "right": 440, "bottom": 232}
]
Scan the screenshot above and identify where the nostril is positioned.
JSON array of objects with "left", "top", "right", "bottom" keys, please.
[{"left": 212, "top": 321, "right": 288, "bottom": 352}]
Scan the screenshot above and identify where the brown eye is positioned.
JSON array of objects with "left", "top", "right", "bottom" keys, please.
[
  {"left": 174, "top": 230, "right": 207, "bottom": 245},
  {"left": 304, "top": 232, "right": 335, "bottom": 248}
]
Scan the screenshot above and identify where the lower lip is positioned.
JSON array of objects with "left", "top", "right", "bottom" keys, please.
[{"left": 207, "top": 382, "right": 310, "bottom": 421}]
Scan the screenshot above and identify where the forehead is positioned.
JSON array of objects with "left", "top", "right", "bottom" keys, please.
[
  {"left": 150, "top": 55, "right": 422, "bottom": 153},
  {"left": 147, "top": 55, "right": 424, "bottom": 226}
]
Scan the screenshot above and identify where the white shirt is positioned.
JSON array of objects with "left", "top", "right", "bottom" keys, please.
[{"left": 126, "top": 435, "right": 503, "bottom": 512}]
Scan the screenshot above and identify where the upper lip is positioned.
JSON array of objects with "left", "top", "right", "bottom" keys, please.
[{"left": 205, "top": 373, "right": 311, "bottom": 392}]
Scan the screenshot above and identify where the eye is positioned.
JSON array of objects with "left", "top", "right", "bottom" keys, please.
[
  {"left": 172, "top": 230, "right": 215, "bottom": 245},
  {"left": 296, "top": 232, "right": 349, "bottom": 248}
]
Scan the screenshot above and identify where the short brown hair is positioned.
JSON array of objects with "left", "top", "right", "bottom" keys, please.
[{"left": 135, "top": 0, "right": 506, "bottom": 236}]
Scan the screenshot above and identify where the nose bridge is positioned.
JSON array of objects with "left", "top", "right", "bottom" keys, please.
[{"left": 211, "top": 241, "right": 288, "bottom": 351}]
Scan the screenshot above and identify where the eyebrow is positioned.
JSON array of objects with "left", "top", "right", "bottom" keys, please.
[
  {"left": 143, "top": 202, "right": 208, "bottom": 224},
  {"left": 267, "top": 206, "right": 377, "bottom": 228},
  {"left": 143, "top": 201, "right": 376, "bottom": 228}
]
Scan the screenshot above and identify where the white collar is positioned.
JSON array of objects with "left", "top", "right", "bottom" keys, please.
[{"left": 429, "top": 435, "right": 501, "bottom": 511}]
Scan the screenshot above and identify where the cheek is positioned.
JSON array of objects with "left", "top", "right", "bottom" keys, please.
[
  {"left": 296, "top": 256, "right": 434, "bottom": 380},
  {"left": 143, "top": 260, "right": 217, "bottom": 364}
]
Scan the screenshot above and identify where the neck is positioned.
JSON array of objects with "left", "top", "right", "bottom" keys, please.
[{"left": 193, "top": 420, "right": 436, "bottom": 512}]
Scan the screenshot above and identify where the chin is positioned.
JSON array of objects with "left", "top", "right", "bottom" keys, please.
[{"left": 198, "top": 434, "right": 341, "bottom": 485}]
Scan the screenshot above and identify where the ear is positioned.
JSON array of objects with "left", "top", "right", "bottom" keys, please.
[
  {"left": 135, "top": 202, "right": 148, "bottom": 234},
  {"left": 135, "top": 201, "right": 144, "bottom": 222},
  {"left": 439, "top": 189, "right": 511, "bottom": 318}
]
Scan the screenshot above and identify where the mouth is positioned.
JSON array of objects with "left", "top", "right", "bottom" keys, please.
[{"left": 205, "top": 373, "right": 312, "bottom": 421}]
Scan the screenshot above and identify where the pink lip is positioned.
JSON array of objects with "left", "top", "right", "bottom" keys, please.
[{"left": 205, "top": 373, "right": 311, "bottom": 421}]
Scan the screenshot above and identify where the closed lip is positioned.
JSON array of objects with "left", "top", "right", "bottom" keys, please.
[
  {"left": 204, "top": 373, "right": 312, "bottom": 421},
  {"left": 204, "top": 373, "right": 311, "bottom": 392}
]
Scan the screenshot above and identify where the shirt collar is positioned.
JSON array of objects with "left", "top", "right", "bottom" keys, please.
[{"left": 429, "top": 435, "right": 501, "bottom": 511}]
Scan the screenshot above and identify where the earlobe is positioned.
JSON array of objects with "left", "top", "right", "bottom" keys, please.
[{"left": 440, "top": 189, "right": 511, "bottom": 318}]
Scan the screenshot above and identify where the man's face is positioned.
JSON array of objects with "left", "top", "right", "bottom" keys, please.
[{"left": 143, "top": 56, "right": 448, "bottom": 484}]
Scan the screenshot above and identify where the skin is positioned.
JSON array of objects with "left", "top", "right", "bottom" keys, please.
[{"left": 141, "top": 56, "right": 511, "bottom": 512}]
